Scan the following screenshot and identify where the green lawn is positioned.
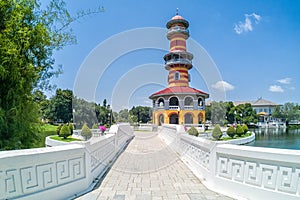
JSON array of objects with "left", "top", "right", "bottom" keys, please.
[
  {"left": 33, "top": 124, "right": 58, "bottom": 148},
  {"left": 50, "top": 135, "right": 82, "bottom": 142},
  {"left": 221, "top": 132, "right": 252, "bottom": 141}
]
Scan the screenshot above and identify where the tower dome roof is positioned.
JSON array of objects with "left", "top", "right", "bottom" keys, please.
[
  {"left": 171, "top": 15, "right": 184, "bottom": 20},
  {"left": 166, "top": 14, "right": 189, "bottom": 29}
]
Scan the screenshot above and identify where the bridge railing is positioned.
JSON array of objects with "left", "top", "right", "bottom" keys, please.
[
  {"left": 0, "top": 124, "right": 134, "bottom": 200},
  {"left": 159, "top": 124, "right": 300, "bottom": 200}
]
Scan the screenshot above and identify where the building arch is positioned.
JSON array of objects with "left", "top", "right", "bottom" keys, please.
[
  {"left": 184, "top": 113, "right": 193, "bottom": 124},
  {"left": 169, "top": 96, "right": 179, "bottom": 106},
  {"left": 198, "top": 112, "right": 204, "bottom": 124},
  {"left": 184, "top": 96, "right": 194, "bottom": 106},
  {"left": 169, "top": 113, "right": 179, "bottom": 124},
  {"left": 157, "top": 97, "right": 165, "bottom": 108},
  {"left": 198, "top": 98, "right": 204, "bottom": 107}
]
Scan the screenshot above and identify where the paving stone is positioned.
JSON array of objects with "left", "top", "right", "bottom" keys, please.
[{"left": 76, "top": 131, "right": 234, "bottom": 200}]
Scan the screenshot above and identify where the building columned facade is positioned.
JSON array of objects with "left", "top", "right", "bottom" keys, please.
[{"left": 149, "top": 12, "right": 209, "bottom": 126}]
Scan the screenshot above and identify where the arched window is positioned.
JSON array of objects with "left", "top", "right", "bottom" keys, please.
[
  {"left": 184, "top": 113, "right": 193, "bottom": 124},
  {"left": 184, "top": 97, "right": 193, "bottom": 106},
  {"left": 169, "top": 113, "right": 179, "bottom": 124},
  {"left": 174, "top": 72, "right": 180, "bottom": 80},
  {"left": 158, "top": 98, "right": 164, "bottom": 108},
  {"left": 198, "top": 98, "right": 204, "bottom": 107},
  {"left": 169, "top": 97, "right": 179, "bottom": 106}
]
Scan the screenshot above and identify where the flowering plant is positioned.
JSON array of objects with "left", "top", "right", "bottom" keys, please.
[{"left": 99, "top": 125, "right": 106, "bottom": 133}]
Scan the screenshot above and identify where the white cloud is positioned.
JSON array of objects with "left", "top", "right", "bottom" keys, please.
[
  {"left": 277, "top": 77, "right": 291, "bottom": 84},
  {"left": 211, "top": 81, "right": 235, "bottom": 92},
  {"left": 288, "top": 86, "right": 295, "bottom": 90},
  {"left": 269, "top": 85, "right": 284, "bottom": 93},
  {"left": 234, "top": 13, "right": 261, "bottom": 34},
  {"left": 143, "top": 100, "right": 152, "bottom": 105}
]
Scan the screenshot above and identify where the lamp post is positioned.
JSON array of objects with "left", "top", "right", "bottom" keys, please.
[
  {"left": 234, "top": 110, "right": 237, "bottom": 125},
  {"left": 240, "top": 113, "right": 243, "bottom": 124},
  {"left": 108, "top": 106, "right": 113, "bottom": 127}
]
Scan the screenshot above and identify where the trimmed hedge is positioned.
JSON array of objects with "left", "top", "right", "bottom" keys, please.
[
  {"left": 212, "top": 125, "right": 222, "bottom": 140},
  {"left": 188, "top": 126, "right": 199, "bottom": 137}
]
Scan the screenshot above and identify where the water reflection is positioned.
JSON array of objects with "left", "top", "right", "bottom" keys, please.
[{"left": 247, "top": 128, "right": 300, "bottom": 150}]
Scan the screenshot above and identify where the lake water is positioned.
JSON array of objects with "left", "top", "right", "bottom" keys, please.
[{"left": 247, "top": 128, "right": 300, "bottom": 150}]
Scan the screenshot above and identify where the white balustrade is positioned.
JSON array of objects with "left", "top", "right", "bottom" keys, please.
[
  {"left": 0, "top": 124, "right": 134, "bottom": 200},
  {"left": 169, "top": 106, "right": 179, "bottom": 110},
  {"left": 159, "top": 124, "right": 300, "bottom": 200}
]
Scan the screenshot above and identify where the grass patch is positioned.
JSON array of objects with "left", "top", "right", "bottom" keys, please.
[
  {"left": 221, "top": 132, "right": 252, "bottom": 141},
  {"left": 50, "top": 135, "right": 82, "bottom": 142},
  {"left": 34, "top": 124, "right": 59, "bottom": 148}
]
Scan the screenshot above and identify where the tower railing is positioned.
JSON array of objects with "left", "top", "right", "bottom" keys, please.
[
  {"left": 184, "top": 105, "right": 194, "bottom": 110},
  {"left": 165, "top": 58, "right": 192, "bottom": 65},
  {"left": 167, "top": 26, "right": 189, "bottom": 37},
  {"left": 169, "top": 106, "right": 179, "bottom": 110}
]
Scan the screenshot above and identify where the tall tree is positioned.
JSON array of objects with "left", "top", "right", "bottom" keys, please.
[
  {"left": 0, "top": 0, "right": 75, "bottom": 149},
  {"left": 46, "top": 89, "right": 73, "bottom": 123},
  {"left": 129, "top": 106, "right": 152, "bottom": 123},
  {"left": 210, "top": 101, "right": 226, "bottom": 125}
]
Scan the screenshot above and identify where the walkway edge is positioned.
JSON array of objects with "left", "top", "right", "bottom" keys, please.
[{"left": 70, "top": 136, "right": 134, "bottom": 200}]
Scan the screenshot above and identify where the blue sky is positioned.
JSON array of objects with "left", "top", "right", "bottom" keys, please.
[{"left": 49, "top": 0, "right": 300, "bottom": 111}]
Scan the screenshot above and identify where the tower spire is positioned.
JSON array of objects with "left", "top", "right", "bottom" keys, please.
[{"left": 176, "top": 8, "right": 179, "bottom": 15}]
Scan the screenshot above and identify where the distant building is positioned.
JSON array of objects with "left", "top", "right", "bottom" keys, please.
[
  {"left": 149, "top": 12, "right": 209, "bottom": 126},
  {"left": 234, "top": 98, "right": 279, "bottom": 116}
]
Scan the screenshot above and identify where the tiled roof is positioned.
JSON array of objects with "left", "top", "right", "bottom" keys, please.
[
  {"left": 251, "top": 98, "right": 278, "bottom": 106},
  {"left": 150, "top": 86, "right": 209, "bottom": 99}
]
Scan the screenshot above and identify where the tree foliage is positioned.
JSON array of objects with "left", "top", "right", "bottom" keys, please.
[
  {"left": 206, "top": 101, "right": 258, "bottom": 125},
  {"left": 210, "top": 101, "right": 226, "bottom": 125},
  {"left": 0, "top": 0, "right": 76, "bottom": 150},
  {"left": 129, "top": 106, "right": 152, "bottom": 123},
  {"left": 272, "top": 103, "right": 300, "bottom": 122},
  {"left": 46, "top": 89, "right": 73, "bottom": 123}
]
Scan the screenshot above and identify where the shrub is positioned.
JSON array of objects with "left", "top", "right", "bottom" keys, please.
[
  {"left": 212, "top": 125, "right": 222, "bottom": 140},
  {"left": 227, "top": 126, "right": 236, "bottom": 138},
  {"left": 92, "top": 124, "right": 98, "bottom": 129},
  {"left": 236, "top": 124, "right": 244, "bottom": 137},
  {"left": 68, "top": 124, "right": 74, "bottom": 134},
  {"left": 59, "top": 124, "right": 71, "bottom": 139},
  {"left": 187, "top": 127, "right": 199, "bottom": 137},
  {"left": 56, "top": 124, "right": 62, "bottom": 135},
  {"left": 242, "top": 124, "right": 249, "bottom": 134},
  {"left": 81, "top": 124, "right": 92, "bottom": 140}
]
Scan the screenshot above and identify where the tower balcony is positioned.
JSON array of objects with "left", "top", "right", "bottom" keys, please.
[
  {"left": 167, "top": 26, "right": 189, "bottom": 39},
  {"left": 164, "top": 52, "right": 193, "bottom": 69},
  {"left": 165, "top": 58, "right": 192, "bottom": 66}
]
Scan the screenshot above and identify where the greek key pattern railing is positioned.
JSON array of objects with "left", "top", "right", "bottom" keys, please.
[
  {"left": 180, "top": 137, "right": 210, "bottom": 170},
  {"left": 0, "top": 156, "right": 85, "bottom": 200},
  {"left": 217, "top": 155, "right": 300, "bottom": 196},
  {"left": 90, "top": 141, "right": 115, "bottom": 172}
]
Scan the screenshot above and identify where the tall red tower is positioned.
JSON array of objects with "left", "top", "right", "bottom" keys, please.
[
  {"left": 164, "top": 13, "right": 192, "bottom": 87},
  {"left": 150, "top": 11, "right": 209, "bottom": 125}
]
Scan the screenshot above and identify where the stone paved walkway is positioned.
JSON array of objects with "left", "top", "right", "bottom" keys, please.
[{"left": 77, "top": 131, "right": 233, "bottom": 200}]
